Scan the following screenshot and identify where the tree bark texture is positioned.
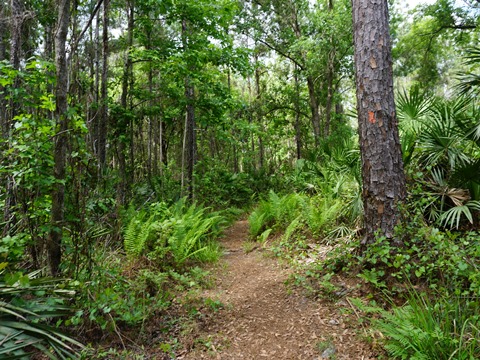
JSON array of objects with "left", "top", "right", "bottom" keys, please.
[
  {"left": 50, "top": 0, "right": 70, "bottom": 275},
  {"left": 351, "top": 0, "right": 406, "bottom": 244}
]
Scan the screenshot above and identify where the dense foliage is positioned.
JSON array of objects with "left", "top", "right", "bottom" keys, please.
[{"left": 0, "top": 0, "right": 478, "bottom": 358}]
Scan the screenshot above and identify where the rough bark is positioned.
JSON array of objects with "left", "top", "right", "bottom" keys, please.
[
  {"left": 50, "top": 0, "right": 70, "bottom": 275},
  {"left": 351, "top": 0, "right": 406, "bottom": 245}
]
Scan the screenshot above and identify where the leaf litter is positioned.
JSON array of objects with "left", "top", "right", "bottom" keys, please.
[{"left": 178, "top": 220, "right": 378, "bottom": 359}]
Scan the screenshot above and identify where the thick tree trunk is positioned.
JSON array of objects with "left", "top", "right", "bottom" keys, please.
[
  {"left": 351, "top": 0, "right": 406, "bottom": 245},
  {"left": 50, "top": 0, "right": 70, "bottom": 275}
]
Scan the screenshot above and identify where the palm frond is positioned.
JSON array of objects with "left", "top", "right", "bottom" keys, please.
[
  {"left": 0, "top": 271, "right": 83, "bottom": 359},
  {"left": 439, "top": 201, "right": 480, "bottom": 229}
]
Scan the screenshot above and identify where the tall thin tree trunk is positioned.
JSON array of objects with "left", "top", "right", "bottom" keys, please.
[
  {"left": 352, "top": 0, "right": 406, "bottom": 246},
  {"left": 3, "top": 0, "right": 25, "bottom": 237},
  {"left": 98, "top": 0, "right": 109, "bottom": 171},
  {"left": 324, "top": 64, "right": 334, "bottom": 137},
  {"left": 182, "top": 18, "right": 196, "bottom": 200},
  {"left": 91, "top": 11, "right": 100, "bottom": 155},
  {"left": 306, "top": 76, "right": 321, "bottom": 147},
  {"left": 0, "top": 9, "right": 6, "bottom": 136},
  {"left": 147, "top": 35, "right": 153, "bottom": 181},
  {"left": 294, "top": 64, "right": 302, "bottom": 159},
  {"left": 184, "top": 77, "right": 196, "bottom": 200},
  {"left": 289, "top": 1, "right": 321, "bottom": 148},
  {"left": 117, "top": 0, "right": 134, "bottom": 206},
  {"left": 0, "top": 13, "right": 5, "bottom": 62},
  {"left": 324, "top": 0, "right": 335, "bottom": 137},
  {"left": 50, "top": 0, "right": 70, "bottom": 275},
  {"left": 10, "top": 0, "right": 22, "bottom": 71},
  {"left": 255, "top": 57, "right": 264, "bottom": 170},
  {"left": 158, "top": 119, "right": 163, "bottom": 176}
]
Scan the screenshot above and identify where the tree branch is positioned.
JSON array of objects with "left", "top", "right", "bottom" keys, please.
[
  {"left": 70, "top": 0, "right": 105, "bottom": 55},
  {"left": 255, "top": 38, "right": 305, "bottom": 70}
]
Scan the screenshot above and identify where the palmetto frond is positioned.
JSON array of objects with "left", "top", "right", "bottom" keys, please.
[
  {"left": 418, "top": 112, "right": 468, "bottom": 171},
  {"left": 0, "top": 270, "right": 83, "bottom": 359},
  {"left": 397, "top": 85, "right": 433, "bottom": 126},
  {"left": 456, "top": 47, "right": 480, "bottom": 97}
]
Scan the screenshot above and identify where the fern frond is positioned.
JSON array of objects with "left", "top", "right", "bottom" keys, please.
[{"left": 124, "top": 213, "right": 154, "bottom": 257}]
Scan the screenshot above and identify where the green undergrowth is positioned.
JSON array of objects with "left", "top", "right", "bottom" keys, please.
[
  {"left": 248, "top": 188, "right": 480, "bottom": 360},
  {"left": 0, "top": 267, "right": 84, "bottom": 359},
  {"left": 351, "top": 292, "right": 480, "bottom": 359},
  {"left": 293, "top": 212, "right": 480, "bottom": 357},
  {"left": 248, "top": 190, "right": 358, "bottom": 248},
  {"left": 123, "top": 198, "right": 229, "bottom": 266},
  {"left": 72, "top": 198, "right": 236, "bottom": 356}
]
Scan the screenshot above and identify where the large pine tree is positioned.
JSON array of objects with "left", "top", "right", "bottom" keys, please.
[{"left": 351, "top": 0, "right": 406, "bottom": 245}]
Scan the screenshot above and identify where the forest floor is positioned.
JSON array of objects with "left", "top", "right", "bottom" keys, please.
[{"left": 175, "top": 220, "right": 378, "bottom": 360}]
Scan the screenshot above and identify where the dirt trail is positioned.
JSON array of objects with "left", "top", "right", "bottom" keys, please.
[{"left": 179, "top": 221, "right": 376, "bottom": 360}]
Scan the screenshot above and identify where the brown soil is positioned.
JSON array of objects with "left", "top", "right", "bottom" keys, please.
[{"left": 177, "top": 220, "right": 378, "bottom": 360}]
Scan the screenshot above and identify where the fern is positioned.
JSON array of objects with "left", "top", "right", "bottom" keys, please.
[
  {"left": 258, "top": 228, "right": 272, "bottom": 243},
  {"left": 169, "top": 206, "right": 223, "bottom": 266},
  {"left": 283, "top": 216, "right": 302, "bottom": 242},
  {"left": 306, "top": 197, "right": 342, "bottom": 236},
  {"left": 124, "top": 212, "right": 155, "bottom": 257},
  {"left": 356, "top": 292, "right": 480, "bottom": 360},
  {"left": 249, "top": 209, "right": 268, "bottom": 237}
]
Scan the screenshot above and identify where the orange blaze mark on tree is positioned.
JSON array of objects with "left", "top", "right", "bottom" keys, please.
[{"left": 368, "top": 111, "right": 376, "bottom": 124}]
